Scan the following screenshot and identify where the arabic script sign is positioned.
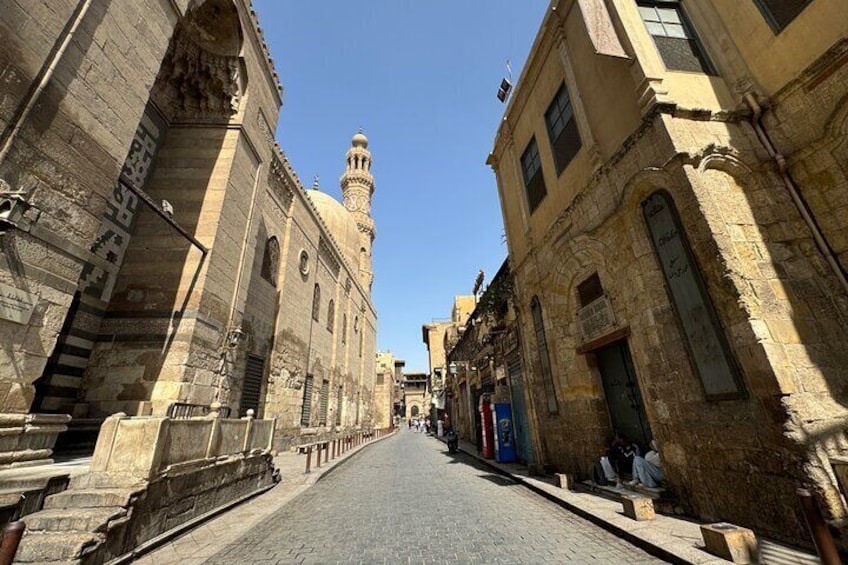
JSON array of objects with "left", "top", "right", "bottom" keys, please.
[
  {"left": 0, "top": 283, "right": 37, "bottom": 325},
  {"left": 643, "top": 191, "right": 744, "bottom": 399}
]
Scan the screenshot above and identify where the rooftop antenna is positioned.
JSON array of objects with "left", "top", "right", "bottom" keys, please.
[{"left": 497, "top": 59, "right": 514, "bottom": 103}]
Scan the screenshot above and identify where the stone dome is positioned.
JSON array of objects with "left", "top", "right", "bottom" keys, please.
[
  {"left": 352, "top": 131, "right": 369, "bottom": 149},
  {"left": 307, "top": 189, "right": 361, "bottom": 268}
]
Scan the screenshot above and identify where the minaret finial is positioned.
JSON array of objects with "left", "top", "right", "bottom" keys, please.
[{"left": 312, "top": 174, "right": 320, "bottom": 190}]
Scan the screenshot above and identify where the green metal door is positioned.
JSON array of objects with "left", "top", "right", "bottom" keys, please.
[{"left": 596, "top": 341, "right": 651, "bottom": 451}]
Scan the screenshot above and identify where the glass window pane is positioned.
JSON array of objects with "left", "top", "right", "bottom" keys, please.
[
  {"left": 645, "top": 21, "right": 666, "bottom": 36},
  {"left": 665, "top": 23, "right": 688, "bottom": 38},
  {"left": 657, "top": 7, "right": 681, "bottom": 24},
  {"left": 638, "top": 6, "right": 659, "bottom": 20}
]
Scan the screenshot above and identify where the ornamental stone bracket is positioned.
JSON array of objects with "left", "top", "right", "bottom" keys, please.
[
  {"left": 151, "top": 27, "right": 242, "bottom": 121},
  {"left": 356, "top": 220, "right": 376, "bottom": 240},
  {"left": 269, "top": 153, "right": 294, "bottom": 209}
]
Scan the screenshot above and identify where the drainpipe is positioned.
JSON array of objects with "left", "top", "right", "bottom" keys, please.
[
  {"left": 743, "top": 92, "right": 848, "bottom": 298},
  {"left": 215, "top": 163, "right": 264, "bottom": 404},
  {"left": 0, "top": 0, "right": 96, "bottom": 165}
]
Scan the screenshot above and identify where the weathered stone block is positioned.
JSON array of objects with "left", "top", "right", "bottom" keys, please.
[
  {"left": 622, "top": 496, "right": 655, "bottom": 521},
  {"left": 700, "top": 522, "right": 758, "bottom": 564},
  {"left": 555, "top": 472, "right": 575, "bottom": 490}
]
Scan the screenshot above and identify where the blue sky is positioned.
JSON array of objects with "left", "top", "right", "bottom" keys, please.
[{"left": 254, "top": 1, "right": 550, "bottom": 371}]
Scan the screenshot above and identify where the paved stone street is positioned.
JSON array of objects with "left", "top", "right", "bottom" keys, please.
[{"left": 204, "top": 430, "right": 662, "bottom": 564}]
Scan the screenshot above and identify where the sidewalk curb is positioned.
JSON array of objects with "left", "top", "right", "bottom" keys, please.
[
  {"left": 109, "top": 481, "right": 278, "bottom": 565},
  {"left": 112, "top": 430, "right": 398, "bottom": 565},
  {"left": 434, "top": 435, "right": 688, "bottom": 565}
]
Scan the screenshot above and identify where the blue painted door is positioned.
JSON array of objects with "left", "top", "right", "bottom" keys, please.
[{"left": 508, "top": 360, "right": 534, "bottom": 464}]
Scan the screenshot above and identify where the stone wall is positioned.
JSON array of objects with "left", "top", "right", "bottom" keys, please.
[
  {"left": 0, "top": 0, "right": 189, "bottom": 416},
  {"left": 0, "top": 0, "right": 380, "bottom": 469}
]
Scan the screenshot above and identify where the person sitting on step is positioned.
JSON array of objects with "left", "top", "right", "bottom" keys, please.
[
  {"left": 628, "top": 439, "right": 663, "bottom": 488},
  {"left": 594, "top": 432, "right": 640, "bottom": 489}
]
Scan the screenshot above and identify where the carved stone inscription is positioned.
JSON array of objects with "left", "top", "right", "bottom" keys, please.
[
  {"left": 643, "top": 192, "right": 743, "bottom": 398},
  {"left": 0, "top": 283, "right": 36, "bottom": 325},
  {"left": 578, "top": 295, "right": 615, "bottom": 341}
]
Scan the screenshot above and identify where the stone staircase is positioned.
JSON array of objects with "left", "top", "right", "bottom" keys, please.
[
  {"left": 577, "top": 479, "right": 686, "bottom": 515},
  {"left": 16, "top": 477, "right": 141, "bottom": 564}
]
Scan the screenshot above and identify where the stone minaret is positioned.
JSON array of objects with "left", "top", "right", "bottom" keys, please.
[{"left": 340, "top": 130, "right": 376, "bottom": 293}]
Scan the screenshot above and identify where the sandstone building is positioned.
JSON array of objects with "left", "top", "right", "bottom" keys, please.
[
  {"left": 489, "top": 0, "right": 848, "bottom": 546},
  {"left": 0, "top": 0, "right": 379, "bottom": 463},
  {"left": 443, "top": 264, "right": 536, "bottom": 464},
  {"left": 421, "top": 295, "right": 475, "bottom": 424},
  {"left": 375, "top": 350, "right": 404, "bottom": 428}
]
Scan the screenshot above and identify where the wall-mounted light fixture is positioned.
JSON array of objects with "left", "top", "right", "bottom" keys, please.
[{"left": 0, "top": 179, "right": 31, "bottom": 234}]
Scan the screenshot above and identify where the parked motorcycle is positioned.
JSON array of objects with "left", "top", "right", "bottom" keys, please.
[{"left": 446, "top": 429, "right": 459, "bottom": 454}]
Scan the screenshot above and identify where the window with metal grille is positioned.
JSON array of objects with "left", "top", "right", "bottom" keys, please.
[
  {"left": 531, "top": 296, "right": 559, "bottom": 414},
  {"left": 327, "top": 300, "right": 335, "bottom": 333},
  {"left": 577, "top": 273, "right": 604, "bottom": 307},
  {"left": 319, "top": 379, "right": 330, "bottom": 426},
  {"left": 300, "top": 374, "right": 314, "bottom": 426},
  {"left": 260, "top": 237, "right": 279, "bottom": 286},
  {"left": 545, "top": 84, "right": 582, "bottom": 175},
  {"left": 311, "top": 284, "right": 321, "bottom": 321},
  {"left": 239, "top": 355, "right": 265, "bottom": 416},
  {"left": 342, "top": 314, "right": 347, "bottom": 344},
  {"left": 637, "top": 1, "right": 714, "bottom": 74},
  {"left": 336, "top": 386, "right": 343, "bottom": 426},
  {"left": 521, "top": 137, "right": 546, "bottom": 212},
  {"left": 753, "top": 0, "right": 812, "bottom": 32}
]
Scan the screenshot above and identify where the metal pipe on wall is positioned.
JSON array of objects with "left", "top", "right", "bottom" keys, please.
[
  {"left": 0, "top": 0, "right": 97, "bottom": 165},
  {"left": 743, "top": 92, "right": 848, "bottom": 298}
]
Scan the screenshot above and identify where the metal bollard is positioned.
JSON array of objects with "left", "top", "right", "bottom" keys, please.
[
  {"left": 316, "top": 444, "right": 322, "bottom": 468},
  {"left": 797, "top": 488, "right": 841, "bottom": 565},
  {"left": 331, "top": 439, "right": 336, "bottom": 459},
  {"left": 0, "top": 521, "right": 25, "bottom": 565},
  {"left": 305, "top": 446, "right": 313, "bottom": 473}
]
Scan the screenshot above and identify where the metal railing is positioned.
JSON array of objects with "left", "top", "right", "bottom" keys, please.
[
  {"left": 296, "top": 428, "right": 395, "bottom": 474},
  {"left": 167, "top": 402, "right": 231, "bottom": 419}
]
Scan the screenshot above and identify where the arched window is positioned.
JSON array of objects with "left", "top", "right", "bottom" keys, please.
[
  {"left": 260, "top": 236, "right": 279, "bottom": 286},
  {"left": 411, "top": 405, "right": 419, "bottom": 417},
  {"left": 327, "top": 300, "right": 335, "bottom": 333},
  {"left": 312, "top": 284, "right": 321, "bottom": 321},
  {"left": 359, "top": 247, "right": 367, "bottom": 269},
  {"left": 342, "top": 314, "right": 348, "bottom": 344},
  {"left": 531, "top": 296, "right": 558, "bottom": 414}
]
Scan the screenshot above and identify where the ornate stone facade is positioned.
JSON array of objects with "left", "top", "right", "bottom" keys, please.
[{"left": 0, "top": 0, "right": 379, "bottom": 463}]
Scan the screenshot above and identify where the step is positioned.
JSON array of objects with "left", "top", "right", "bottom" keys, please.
[
  {"left": 25, "top": 506, "right": 126, "bottom": 532},
  {"left": 13, "top": 561, "right": 75, "bottom": 565},
  {"left": 16, "top": 531, "right": 98, "bottom": 562},
  {"left": 43, "top": 488, "right": 132, "bottom": 510}
]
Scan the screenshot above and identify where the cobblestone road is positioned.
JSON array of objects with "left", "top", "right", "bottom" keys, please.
[{"left": 206, "top": 429, "right": 664, "bottom": 564}]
